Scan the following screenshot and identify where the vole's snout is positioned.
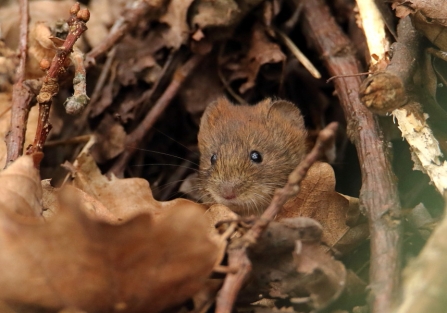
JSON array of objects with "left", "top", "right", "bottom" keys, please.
[{"left": 218, "top": 181, "right": 240, "bottom": 200}]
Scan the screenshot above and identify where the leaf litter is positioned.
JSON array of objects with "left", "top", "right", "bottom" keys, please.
[{"left": 1, "top": 0, "right": 446, "bottom": 312}]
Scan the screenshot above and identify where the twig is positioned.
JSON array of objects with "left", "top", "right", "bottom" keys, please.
[
  {"left": 26, "top": 3, "right": 89, "bottom": 156},
  {"left": 360, "top": 15, "right": 447, "bottom": 194},
  {"left": 108, "top": 54, "right": 205, "bottom": 176},
  {"left": 89, "top": 46, "right": 116, "bottom": 106},
  {"left": 275, "top": 28, "right": 321, "bottom": 79},
  {"left": 44, "top": 134, "right": 91, "bottom": 147},
  {"left": 215, "top": 122, "right": 338, "bottom": 313},
  {"left": 85, "top": 0, "right": 165, "bottom": 68},
  {"left": 326, "top": 72, "right": 373, "bottom": 83},
  {"left": 64, "top": 48, "right": 89, "bottom": 115},
  {"left": 298, "top": 1, "right": 402, "bottom": 313},
  {"left": 5, "top": 0, "right": 30, "bottom": 167},
  {"left": 355, "top": 0, "right": 389, "bottom": 66},
  {"left": 217, "top": 44, "right": 247, "bottom": 105},
  {"left": 359, "top": 17, "right": 420, "bottom": 114}
]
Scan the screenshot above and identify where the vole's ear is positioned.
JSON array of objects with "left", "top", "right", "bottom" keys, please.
[
  {"left": 267, "top": 99, "right": 305, "bottom": 129},
  {"left": 200, "top": 98, "right": 231, "bottom": 128}
]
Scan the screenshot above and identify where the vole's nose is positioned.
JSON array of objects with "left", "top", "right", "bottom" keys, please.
[{"left": 220, "top": 182, "right": 238, "bottom": 200}]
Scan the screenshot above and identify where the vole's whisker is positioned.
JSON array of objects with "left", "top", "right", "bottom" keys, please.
[
  {"left": 151, "top": 179, "right": 189, "bottom": 191},
  {"left": 127, "top": 147, "right": 200, "bottom": 166},
  {"left": 133, "top": 163, "right": 198, "bottom": 172}
]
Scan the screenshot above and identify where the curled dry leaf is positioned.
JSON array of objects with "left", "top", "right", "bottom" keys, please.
[
  {"left": 292, "top": 234, "right": 347, "bottom": 309},
  {"left": 204, "top": 204, "right": 239, "bottom": 234},
  {"left": 191, "top": 0, "right": 265, "bottom": 39},
  {"left": 83, "top": 0, "right": 127, "bottom": 48},
  {"left": 0, "top": 155, "right": 42, "bottom": 217},
  {"left": 179, "top": 56, "right": 224, "bottom": 123},
  {"left": 392, "top": 0, "right": 447, "bottom": 26},
  {"left": 42, "top": 181, "right": 117, "bottom": 222},
  {"left": 228, "top": 23, "right": 285, "bottom": 94},
  {"left": 0, "top": 155, "right": 219, "bottom": 312},
  {"left": 159, "top": 0, "right": 195, "bottom": 49},
  {"left": 69, "top": 152, "right": 209, "bottom": 222},
  {"left": 91, "top": 114, "right": 126, "bottom": 163},
  {"left": 0, "top": 42, "right": 18, "bottom": 89},
  {"left": 411, "top": 12, "right": 447, "bottom": 51},
  {"left": 0, "top": 0, "right": 78, "bottom": 78},
  {"left": 278, "top": 162, "right": 369, "bottom": 255},
  {"left": 392, "top": 0, "right": 447, "bottom": 50},
  {"left": 243, "top": 218, "right": 347, "bottom": 310},
  {"left": 191, "top": 0, "right": 240, "bottom": 31}
]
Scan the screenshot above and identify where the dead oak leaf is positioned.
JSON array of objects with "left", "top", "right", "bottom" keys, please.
[
  {"left": 392, "top": 0, "right": 447, "bottom": 50},
  {"left": 292, "top": 236, "right": 347, "bottom": 309},
  {"left": 228, "top": 22, "right": 285, "bottom": 93},
  {"left": 42, "top": 180, "right": 118, "bottom": 223},
  {"left": 191, "top": 0, "right": 240, "bottom": 30},
  {"left": 0, "top": 156, "right": 219, "bottom": 312},
  {"left": 91, "top": 114, "right": 126, "bottom": 163},
  {"left": 70, "top": 152, "right": 206, "bottom": 222},
  {"left": 392, "top": 0, "right": 447, "bottom": 26},
  {"left": 0, "top": 155, "right": 43, "bottom": 217},
  {"left": 0, "top": 189, "right": 218, "bottom": 312},
  {"left": 243, "top": 218, "right": 346, "bottom": 310},
  {"left": 159, "top": 0, "right": 195, "bottom": 49},
  {"left": 278, "top": 162, "right": 368, "bottom": 255}
]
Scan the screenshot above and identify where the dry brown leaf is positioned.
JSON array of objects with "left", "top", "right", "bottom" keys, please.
[
  {"left": 244, "top": 217, "right": 346, "bottom": 310},
  {"left": 292, "top": 236, "right": 347, "bottom": 309},
  {"left": 191, "top": 0, "right": 265, "bottom": 39},
  {"left": 42, "top": 181, "right": 118, "bottom": 223},
  {"left": 0, "top": 0, "right": 77, "bottom": 78},
  {"left": 70, "top": 152, "right": 208, "bottom": 221},
  {"left": 179, "top": 56, "right": 224, "bottom": 123},
  {"left": 204, "top": 204, "right": 239, "bottom": 233},
  {"left": 0, "top": 300, "right": 17, "bottom": 313},
  {"left": 91, "top": 114, "right": 126, "bottom": 163},
  {"left": 391, "top": 2, "right": 414, "bottom": 19},
  {"left": 228, "top": 22, "right": 285, "bottom": 93},
  {"left": 0, "top": 155, "right": 219, "bottom": 313},
  {"left": 0, "top": 155, "right": 42, "bottom": 217},
  {"left": 159, "top": 0, "right": 195, "bottom": 49},
  {"left": 278, "top": 162, "right": 368, "bottom": 255},
  {"left": 191, "top": 0, "right": 240, "bottom": 30},
  {"left": 83, "top": 0, "right": 127, "bottom": 48},
  {"left": 392, "top": 1, "right": 447, "bottom": 50},
  {"left": 412, "top": 12, "right": 447, "bottom": 51},
  {"left": 392, "top": 0, "right": 447, "bottom": 26},
  {"left": 0, "top": 41, "right": 18, "bottom": 89}
]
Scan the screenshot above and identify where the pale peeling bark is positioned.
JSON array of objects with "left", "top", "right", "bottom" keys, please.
[
  {"left": 356, "top": 0, "right": 389, "bottom": 64},
  {"left": 392, "top": 107, "right": 447, "bottom": 194},
  {"left": 357, "top": 0, "right": 447, "bottom": 194}
]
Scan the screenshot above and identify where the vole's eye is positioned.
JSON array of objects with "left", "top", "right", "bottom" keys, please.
[
  {"left": 210, "top": 154, "right": 217, "bottom": 165},
  {"left": 250, "top": 151, "right": 263, "bottom": 163}
]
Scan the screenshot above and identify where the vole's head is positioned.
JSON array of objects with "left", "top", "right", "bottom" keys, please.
[{"left": 197, "top": 98, "right": 307, "bottom": 216}]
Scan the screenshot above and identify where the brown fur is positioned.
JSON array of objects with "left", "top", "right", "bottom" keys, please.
[{"left": 197, "top": 98, "right": 307, "bottom": 216}]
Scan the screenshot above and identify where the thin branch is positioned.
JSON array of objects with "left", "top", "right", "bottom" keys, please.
[
  {"left": 85, "top": 0, "right": 165, "bottom": 68},
  {"left": 26, "top": 3, "right": 89, "bottom": 156},
  {"left": 5, "top": 0, "right": 30, "bottom": 167},
  {"left": 215, "top": 122, "right": 338, "bottom": 313},
  {"left": 64, "top": 48, "right": 90, "bottom": 115},
  {"left": 275, "top": 27, "right": 321, "bottom": 79},
  {"left": 108, "top": 54, "right": 205, "bottom": 176},
  {"left": 15, "top": 0, "right": 28, "bottom": 85},
  {"left": 298, "top": 1, "right": 402, "bottom": 312}
]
